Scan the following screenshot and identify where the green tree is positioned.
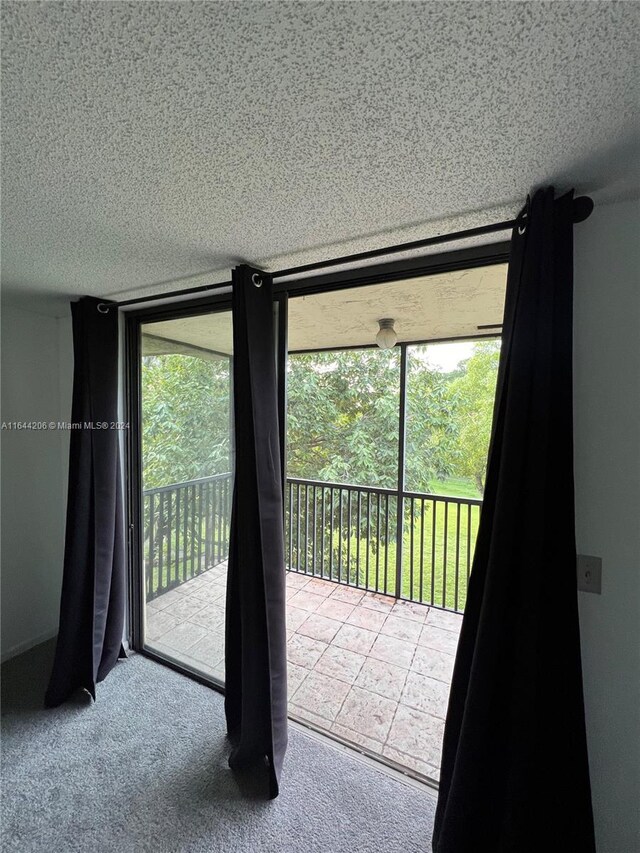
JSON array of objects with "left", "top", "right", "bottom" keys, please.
[
  {"left": 441, "top": 340, "right": 501, "bottom": 495},
  {"left": 140, "top": 340, "right": 499, "bottom": 499},
  {"left": 405, "top": 348, "right": 460, "bottom": 492},
  {"left": 141, "top": 353, "right": 231, "bottom": 488},
  {"left": 287, "top": 348, "right": 455, "bottom": 490},
  {"left": 287, "top": 349, "right": 400, "bottom": 487}
]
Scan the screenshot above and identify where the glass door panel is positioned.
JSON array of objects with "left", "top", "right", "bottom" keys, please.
[{"left": 139, "top": 309, "right": 233, "bottom": 684}]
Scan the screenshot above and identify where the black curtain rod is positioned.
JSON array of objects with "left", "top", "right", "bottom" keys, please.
[{"left": 102, "top": 196, "right": 593, "bottom": 310}]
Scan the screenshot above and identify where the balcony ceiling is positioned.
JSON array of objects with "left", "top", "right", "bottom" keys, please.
[{"left": 142, "top": 262, "right": 506, "bottom": 356}]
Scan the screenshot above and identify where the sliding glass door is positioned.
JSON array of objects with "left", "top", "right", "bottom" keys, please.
[{"left": 136, "top": 307, "right": 233, "bottom": 684}]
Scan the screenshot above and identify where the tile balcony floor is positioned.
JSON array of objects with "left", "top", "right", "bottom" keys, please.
[{"left": 146, "top": 562, "right": 462, "bottom": 781}]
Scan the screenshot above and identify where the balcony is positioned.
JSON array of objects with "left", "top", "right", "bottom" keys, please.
[{"left": 143, "top": 472, "right": 477, "bottom": 781}]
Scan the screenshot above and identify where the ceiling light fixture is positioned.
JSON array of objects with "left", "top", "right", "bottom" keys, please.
[{"left": 376, "top": 318, "right": 397, "bottom": 349}]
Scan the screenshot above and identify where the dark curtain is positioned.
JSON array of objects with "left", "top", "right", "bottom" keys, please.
[
  {"left": 433, "top": 189, "right": 595, "bottom": 853},
  {"left": 45, "top": 297, "right": 126, "bottom": 708},
  {"left": 225, "top": 264, "right": 288, "bottom": 798}
]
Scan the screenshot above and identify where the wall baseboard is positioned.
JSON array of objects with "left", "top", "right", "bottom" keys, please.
[
  {"left": 1, "top": 629, "right": 58, "bottom": 663},
  {"left": 1, "top": 631, "right": 129, "bottom": 664}
]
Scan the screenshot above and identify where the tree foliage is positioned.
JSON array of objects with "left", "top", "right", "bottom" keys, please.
[
  {"left": 141, "top": 354, "right": 231, "bottom": 489},
  {"left": 141, "top": 340, "right": 500, "bottom": 498},
  {"left": 287, "top": 342, "right": 499, "bottom": 495},
  {"left": 440, "top": 340, "right": 501, "bottom": 495},
  {"left": 286, "top": 349, "right": 400, "bottom": 488},
  {"left": 405, "top": 347, "right": 461, "bottom": 491}
]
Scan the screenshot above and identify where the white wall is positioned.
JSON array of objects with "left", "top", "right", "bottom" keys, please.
[
  {"left": 574, "top": 198, "right": 640, "bottom": 853},
  {"left": 0, "top": 305, "right": 72, "bottom": 659}
]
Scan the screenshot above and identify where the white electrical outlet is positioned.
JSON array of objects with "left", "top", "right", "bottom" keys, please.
[{"left": 577, "top": 554, "right": 602, "bottom": 594}]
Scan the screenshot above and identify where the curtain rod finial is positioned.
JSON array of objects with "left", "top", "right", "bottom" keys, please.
[{"left": 573, "top": 196, "right": 594, "bottom": 223}]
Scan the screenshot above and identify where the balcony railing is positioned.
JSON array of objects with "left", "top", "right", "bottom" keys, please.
[
  {"left": 286, "top": 478, "right": 481, "bottom": 613},
  {"left": 143, "top": 473, "right": 482, "bottom": 612},
  {"left": 143, "top": 472, "right": 232, "bottom": 601}
]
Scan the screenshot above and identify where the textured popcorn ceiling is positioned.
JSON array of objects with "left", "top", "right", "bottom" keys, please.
[{"left": 1, "top": 2, "right": 638, "bottom": 315}]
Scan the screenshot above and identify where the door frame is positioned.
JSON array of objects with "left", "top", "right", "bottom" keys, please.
[
  {"left": 124, "top": 240, "right": 510, "bottom": 683},
  {"left": 124, "top": 292, "right": 234, "bottom": 687}
]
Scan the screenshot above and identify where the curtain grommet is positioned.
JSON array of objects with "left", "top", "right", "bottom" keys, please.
[
  {"left": 517, "top": 213, "right": 528, "bottom": 236},
  {"left": 251, "top": 273, "right": 263, "bottom": 288},
  {"left": 97, "top": 303, "right": 110, "bottom": 314}
]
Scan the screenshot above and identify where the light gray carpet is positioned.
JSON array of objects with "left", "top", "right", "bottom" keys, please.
[{"left": 1, "top": 642, "right": 436, "bottom": 852}]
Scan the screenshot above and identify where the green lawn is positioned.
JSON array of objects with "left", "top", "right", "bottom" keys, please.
[
  {"left": 287, "top": 492, "right": 481, "bottom": 613},
  {"left": 425, "top": 476, "right": 482, "bottom": 500}
]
